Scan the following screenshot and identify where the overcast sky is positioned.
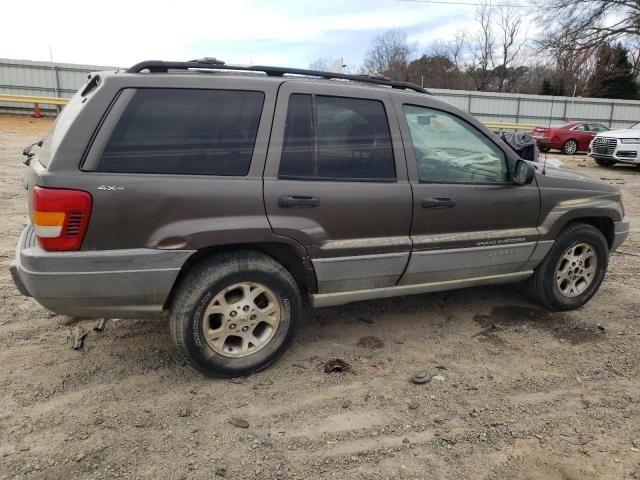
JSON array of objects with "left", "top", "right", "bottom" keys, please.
[{"left": 2, "top": 0, "right": 479, "bottom": 69}]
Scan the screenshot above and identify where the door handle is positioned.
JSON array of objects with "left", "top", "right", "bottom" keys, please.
[
  {"left": 279, "top": 195, "right": 320, "bottom": 208},
  {"left": 422, "top": 197, "right": 456, "bottom": 209}
]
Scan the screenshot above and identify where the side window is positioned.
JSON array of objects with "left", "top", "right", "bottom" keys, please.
[
  {"left": 98, "top": 89, "right": 264, "bottom": 175},
  {"left": 279, "top": 94, "right": 395, "bottom": 181},
  {"left": 590, "top": 124, "right": 608, "bottom": 132},
  {"left": 573, "top": 124, "right": 586, "bottom": 131},
  {"left": 403, "top": 105, "right": 508, "bottom": 184}
]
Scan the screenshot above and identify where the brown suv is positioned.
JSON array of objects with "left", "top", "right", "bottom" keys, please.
[{"left": 10, "top": 59, "right": 629, "bottom": 377}]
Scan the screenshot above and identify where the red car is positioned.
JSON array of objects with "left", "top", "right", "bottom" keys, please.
[{"left": 531, "top": 122, "right": 609, "bottom": 154}]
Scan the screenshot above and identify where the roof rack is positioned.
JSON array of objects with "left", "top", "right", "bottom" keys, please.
[{"left": 125, "top": 59, "right": 430, "bottom": 94}]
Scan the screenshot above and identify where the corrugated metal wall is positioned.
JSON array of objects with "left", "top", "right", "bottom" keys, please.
[
  {"left": 429, "top": 88, "right": 640, "bottom": 130},
  {"left": 0, "top": 58, "right": 118, "bottom": 114},
  {"left": 1, "top": 58, "right": 639, "bottom": 128}
]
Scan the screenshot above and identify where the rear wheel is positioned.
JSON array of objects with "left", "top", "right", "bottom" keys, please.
[
  {"left": 561, "top": 139, "right": 578, "bottom": 155},
  {"left": 170, "top": 250, "right": 302, "bottom": 377},
  {"left": 526, "top": 223, "right": 608, "bottom": 311},
  {"left": 595, "top": 158, "right": 617, "bottom": 167}
]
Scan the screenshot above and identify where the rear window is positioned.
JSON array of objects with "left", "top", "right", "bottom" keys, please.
[{"left": 97, "top": 88, "right": 264, "bottom": 176}]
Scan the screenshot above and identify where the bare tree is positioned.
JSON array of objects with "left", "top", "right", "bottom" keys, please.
[
  {"left": 494, "top": 6, "right": 527, "bottom": 91},
  {"left": 467, "top": 1, "right": 496, "bottom": 91},
  {"left": 537, "top": 0, "right": 640, "bottom": 51},
  {"left": 363, "top": 30, "right": 411, "bottom": 79},
  {"left": 308, "top": 58, "right": 331, "bottom": 71}
]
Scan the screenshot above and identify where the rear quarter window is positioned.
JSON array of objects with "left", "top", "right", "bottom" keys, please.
[{"left": 97, "top": 88, "right": 264, "bottom": 176}]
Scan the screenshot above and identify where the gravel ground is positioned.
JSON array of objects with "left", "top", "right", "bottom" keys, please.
[{"left": 1, "top": 114, "right": 639, "bottom": 480}]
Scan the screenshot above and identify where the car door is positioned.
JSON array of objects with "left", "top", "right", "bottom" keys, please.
[
  {"left": 393, "top": 99, "right": 541, "bottom": 286},
  {"left": 571, "top": 124, "right": 594, "bottom": 151},
  {"left": 263, "top": 81, "right": 412, "bottom": 293}
]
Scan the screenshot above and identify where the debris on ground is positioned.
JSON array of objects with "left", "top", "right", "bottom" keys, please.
[
  {"left": 358, "top": 316, "right": 375, "bottom": 324},
  {"left": 357, "top": 336, "right": 384, "bottom": 349},
  {"left": 93, "top": 318, "right": 108, "bottom": 332},
  {"left": 228, "top": 417, "right": 249, "bottom": 429},
  {"left": 411, "top": 372, "right": 430, "bottom": 384},
  {"left": 324, "top": 358, "right": 352, "bottom": 374},
  {"left": 72, "top": 326, "right": 88, "bottom": 350},
  {"left": 432, "top": 374, "right": 446, "bottom": 382},
  {"left": 559, "top": 434, "right": 594, "bottom": 445},
  {"left": 177, "top": 407, "right": 191, "bottom": 418}
]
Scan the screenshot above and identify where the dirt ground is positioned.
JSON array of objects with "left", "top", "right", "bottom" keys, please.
[{"left": 1, "top": 114, "right": 639, "bottom": 480}]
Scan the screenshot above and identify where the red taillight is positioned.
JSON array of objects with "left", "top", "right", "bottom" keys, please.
[{"left": 32, "top": 187, "right": 92, "bottom": 251}]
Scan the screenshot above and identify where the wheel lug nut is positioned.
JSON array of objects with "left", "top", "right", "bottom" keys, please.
[
  {"left": 230, "top": 323, "right": 236, "bottom": 329},
  {"left": 243, "top": 305, "right": 250, "bottom": 312},
  {"left": 230, "top": 311, "right": 237, "bottom": 317},
  {"left": 242, "top": 326, "right": 248, "bottom": 332},
  {"left": 250, "top": 314, "right": 256, "bottom": 320}
]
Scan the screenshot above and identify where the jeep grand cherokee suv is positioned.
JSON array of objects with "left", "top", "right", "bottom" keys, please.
[{"left": 10, "top": 59, "right": 630, "bottom": 377}]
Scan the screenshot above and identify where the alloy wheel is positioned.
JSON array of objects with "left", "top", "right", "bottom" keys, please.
[
  {"left": 555, "top": 242, "right": 598, "bottom": 298},
  {"left": 201, "top": 282, "right": 281, "bottom": 357}
]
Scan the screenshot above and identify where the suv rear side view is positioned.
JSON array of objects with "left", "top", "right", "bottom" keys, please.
[{"left": 11, "top": 60, "right": 630, "bottom": 377}]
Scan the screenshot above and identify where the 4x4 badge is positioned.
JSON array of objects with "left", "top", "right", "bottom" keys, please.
[{"left": 97, "top": 185, "right": 124, "bottom": 191}]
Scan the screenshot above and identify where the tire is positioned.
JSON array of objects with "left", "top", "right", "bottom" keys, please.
[
  {"left": 538, "top": 144, "right": 550, "bottom": 153},
  {"left": 170, "top": 250, "right": 302, "bottom": 377},
  {"left": 525, "top": 223, "right": 608, "bottom": 311},
  {"left": 595, "top": 158, "right": 616, "bottom": 167},
  {"left": 561, "top": 139, "right": 578, "bottom": 155}
]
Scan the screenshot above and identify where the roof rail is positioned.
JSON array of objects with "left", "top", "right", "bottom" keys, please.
[{"left": 125, "top": 59, "right": 430, "bottom": 94}]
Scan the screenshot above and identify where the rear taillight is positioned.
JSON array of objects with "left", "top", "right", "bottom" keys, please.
[{"left": 32, "top": 187, "right": 92, "bottom": 251}]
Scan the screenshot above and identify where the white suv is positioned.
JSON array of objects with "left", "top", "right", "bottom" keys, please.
[{"left": 589, "top": 122, "right": 640, "bottom": 166}]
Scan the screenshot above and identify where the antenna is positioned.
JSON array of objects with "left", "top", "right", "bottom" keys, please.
[{"left": 542, "top": 94, "right": 554, "bottom": 175}]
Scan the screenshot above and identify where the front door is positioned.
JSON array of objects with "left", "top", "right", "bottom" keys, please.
[
  {"left": 264, "top": 82, "right": 413, "bottom": 293},
  {"left": 394, "top": 101, "right": 541, "bottom": 285}
]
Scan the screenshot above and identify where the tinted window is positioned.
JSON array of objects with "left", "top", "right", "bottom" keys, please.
[
  {"left": 403, "top": 105, "right": 508, "bottom": 184},
  {"left": 573, "top": 124, "right": 586, "bottom": 131},
  {"left": 279, "top": 94, "right": 395, "bottom": 181},
  {"left": 98, "top": 89, "right": 264, "bottom": 175},
  {"left": 588, "top": 123, "right": 608, "bottom": 132}
]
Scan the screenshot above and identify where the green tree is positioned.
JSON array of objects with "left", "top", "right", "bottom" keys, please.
[{"left": 588, "top": 43, "right": 639, "bottom": 99}]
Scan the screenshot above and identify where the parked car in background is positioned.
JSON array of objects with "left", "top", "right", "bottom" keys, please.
[
  {"left": 531, "top": 122, "right": 609, "bottom": 154},
  {"left": 589, "top": 122, "right": 640, "bottom": 167}
]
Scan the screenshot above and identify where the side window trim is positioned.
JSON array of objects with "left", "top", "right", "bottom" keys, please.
[
  {"left": 278, "top": 93, "right": 397, "bottom": 183},
  {"left": 402, "top": 103, "right": 511, "bottom": 185},
  {"left": 81, "top": 88, "right": 135, "bottom": 171}
]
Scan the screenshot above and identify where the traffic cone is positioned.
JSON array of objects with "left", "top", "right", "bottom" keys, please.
[{"left": 33, "top": 103, "right": 41, "bottom": 118}]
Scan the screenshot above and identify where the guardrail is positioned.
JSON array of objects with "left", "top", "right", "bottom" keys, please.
[
  {"left": 0, "top": 93, "right": 69, "bottom": 118},
  {"left": 484, "top": 122, "right": 537, "bottom": 131},
  {"left": 0, "top": 93, "right": 540, "bottom": 131}
]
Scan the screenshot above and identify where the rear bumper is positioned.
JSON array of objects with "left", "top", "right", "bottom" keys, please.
[
  {"left": 10, "top": 224, "right": 194, "bottom": 318},
  {"left": 611, "top": 217, "right": 631, "bottom": 252}
]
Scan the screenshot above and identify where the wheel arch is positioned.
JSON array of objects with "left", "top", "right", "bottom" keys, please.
[
  {"left": 561, "top": 217, "right": 614, "bottom": 249},
  {"left": 163, "top": 241, "right": 317, "bottom": 310}
]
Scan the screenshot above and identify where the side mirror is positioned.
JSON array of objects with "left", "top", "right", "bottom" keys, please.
[{"left": 513, "top": 159, "right": 535, "bottom": 185}]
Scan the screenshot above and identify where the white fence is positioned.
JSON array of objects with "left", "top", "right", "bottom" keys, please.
[{"left": 1, "top": 58, "right": 639, "bottom": 128}]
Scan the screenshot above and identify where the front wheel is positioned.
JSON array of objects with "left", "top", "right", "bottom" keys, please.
[
  {"left": 595, "top": 158, "right": 616, "bottom": 167},
  {"left": 561, "top": 139, "right": 578, "bottom": 155},
  {"left": 526, "top": 223, "right": 608, "bottom": 311},
  {"left": 170, "top": 250, "right": 302, "bottom": 377}
]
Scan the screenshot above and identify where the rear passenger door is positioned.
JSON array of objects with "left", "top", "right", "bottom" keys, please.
[{"left": 264, "top": 82, "right": 412, "bottom": 293}]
